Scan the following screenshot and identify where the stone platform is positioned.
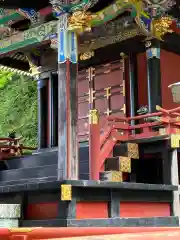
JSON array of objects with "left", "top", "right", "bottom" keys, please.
[{"left": 0, "top": 179, "right": 177, "bottom": 227}]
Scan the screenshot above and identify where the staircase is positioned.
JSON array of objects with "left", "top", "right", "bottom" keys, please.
[
  {"left": 99, "top": 142, "right": 139, "bottom": 182},
  {"left": 0, "top": 145, "right": 89, "bottom": 184}
]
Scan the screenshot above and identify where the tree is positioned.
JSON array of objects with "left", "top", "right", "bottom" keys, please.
[{"left": 0, "top": 72, "right": 37, "bottom": 147}]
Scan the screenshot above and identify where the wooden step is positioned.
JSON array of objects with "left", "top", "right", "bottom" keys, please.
[
  {"left": 105, "top": 156, "right": 131, "bottom": 173},
  {"left": 113, "top": 143, "right": 139, "bottom": 159},
  {"left": 100, "top": 171, "right": 123, "bottom": 182}
]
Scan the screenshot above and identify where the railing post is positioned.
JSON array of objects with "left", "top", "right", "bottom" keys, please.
[{"left": 89, "top": 109, "right": 100, "bottom": 180}]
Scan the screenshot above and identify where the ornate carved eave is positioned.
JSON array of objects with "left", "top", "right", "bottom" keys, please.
[
  {"left": 79, "top": 27, "right": 142, "bottom": 53},
  {"left": 0, "top": 0, "right": 179, "bottom": 58}
]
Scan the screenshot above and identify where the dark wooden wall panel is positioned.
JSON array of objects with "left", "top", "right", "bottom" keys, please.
[
  {"left": 78, "top": 61, "right": 125, "bottom": 142},
  {"left": 137, "top": 50, "right": 180, "bottom": 110},
  {"left": 137, "top": 53, "right": 148, "bottom": 108},
  {"left": 160, "top": 50, "right": 180, "bottom": 109}
]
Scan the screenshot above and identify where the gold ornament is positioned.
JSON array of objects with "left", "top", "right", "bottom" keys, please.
[
  {"left": 79, "top": 51, "right": 94, "bottom": 60},
  {"left": 119, "top": 156, "right": 131, "bottom": 173},
  {"left": 151, "top": 16, "right": 173, "bottom": 40},
  {"left": 61, "top": 184, "right": 72, "bottom": 201},
  {"left": 111, "top": 171, "right": 123, "bottom": 182},
  {"left": 26, "top": 56, "right": 41, "bottom": 76},
  {"left": 89, "top": 109, "right": 99, "bottom": 124},
  {"left": 127, "top": 143, "right": 139, "bottom": 159},
  {"left": 68, "top": 11, "right": 96, "bottom": 33},
  {"left": 171, "top": 134, "right": 180, "bottom": 148}
]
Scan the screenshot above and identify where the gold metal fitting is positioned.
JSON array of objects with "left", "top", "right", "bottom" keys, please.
[{"left": 89, "top": 109, "right": 99, "bottom": 124}]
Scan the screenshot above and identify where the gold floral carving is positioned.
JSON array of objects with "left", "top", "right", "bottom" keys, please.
[
  {"left": 111, "top": 171, "right": 123, "bottom": 182},
  {"left": 68, "top": 11, "right": 96, "bottom": 33},
  {"left": 61, "top": 184, "right": 72, "bottom": 201},
  {"left": 119, "top": 156, "right": 131, "bottom": 173},
  {"left": 171, "top": 134, "right": 180, "bottom": 148},
  {"left": 152, "top": 16, "right": 173, "bottom": 40},
  {"left": 79, "top": 51, "right": 94, "bottom": 60},
  {"left": 127, "top": 143, "right": 139, "bottom": 159}
]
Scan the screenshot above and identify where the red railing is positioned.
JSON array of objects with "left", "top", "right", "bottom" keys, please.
[
  {"left": 0, "top": 137, "right": 36, "bottom": 160},
  {"left": 89, "top": 106, "right": 180, "bottom": 180},
  {"left": 0, "top": 227, "right": 180, "bottom": 239}
]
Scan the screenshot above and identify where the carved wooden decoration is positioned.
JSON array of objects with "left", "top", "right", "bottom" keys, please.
[{"left": 127, "top": 143, "right": 139, "bottom": 159}]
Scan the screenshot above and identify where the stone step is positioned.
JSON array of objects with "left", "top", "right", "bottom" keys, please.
[
  {"left": 105, "top": 156, "right": 131, "bottom": 173},
  {"left": 0, "top": 177, "right": 58, "bottom": 193},
  {"left": 0, "top": 204, "right": 20, "bottom": 219},
  {"left": 0, "top": 164, "right": 57, "bottom": 182},
  {"left": 100, "top": 171, "right": 123, "bottom": 182},
  {"left": 113, "top": 143, "right": 139, "bottom": 159},
  {"left": 0, "top": 219, "right": 18, "bottom": 227},
  {"left": 6, "top": 146, "right": 89, "bottom": 172},
  {"left": 6, "top": 151, "right": 58, "bottom": 169}
]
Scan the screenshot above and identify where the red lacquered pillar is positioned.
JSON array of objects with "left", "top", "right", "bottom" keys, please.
[{"left": 89, "top": 109, "right": 100, "bottom": 180}]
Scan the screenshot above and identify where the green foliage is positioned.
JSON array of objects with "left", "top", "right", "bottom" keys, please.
[
  {"left": 0, "top": 72, "right": 37, "bottom": 147},
  {"left": 0, "top": 71, "right": 13, "bottom": 89}
]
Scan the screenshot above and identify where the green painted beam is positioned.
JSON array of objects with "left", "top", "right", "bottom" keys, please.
[
  {"left": 0, "top": 21, "right": 57, "bottom": 55},
  {"left": 0, "top": 1, "right": 147, "bottom": 56}
]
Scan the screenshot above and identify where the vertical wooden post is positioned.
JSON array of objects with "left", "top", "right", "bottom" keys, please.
[
  {"left": 170, "top": 149, "right": 180, "bottom": 217},
  {"left": 47, "top": 77, "right": 51, "bottom": 148},
  {"left": 57, "top": 15, "right": 78, "bottom": 180},
  {"left": 37, "top": 79, "right": 48, "bottom": 149},
  {"left": 89, "top": 109, "right": 100, "bottom": 180},
  {"left": 49, "top": 73, "right": 58, "bottom": 147},
  {"left": 128, "top": 53, "right": 138, "bottom": 122},
  {"left": 162, "top": 150, "right": 171, "bottom": 185},
  {"left": 145, "top": 40, "right": 162, "bottom": 113}
]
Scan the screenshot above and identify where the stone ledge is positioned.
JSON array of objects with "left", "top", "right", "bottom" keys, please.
[
  {"left": 22, "top": 217, "right": 179, "bottom": 227},
  {"left": 0, "top": 219, "right": 18, "bottom": 227},
  {"left": 0, "top": 204, "right": 20, "bottom": 218}
]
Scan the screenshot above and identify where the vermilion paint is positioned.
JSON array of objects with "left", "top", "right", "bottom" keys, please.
[
  {"left": 2, "top": 227, "right": 180, "bottom": 240},
  {"left": 26, "top": 202, "right": 58, "bottom": 219},
  {"left": 76, "top": 202, "right": 108, "bottom": 219},
  {"left": 120, "top": 202, "right": 170, "bottom": 218}
]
